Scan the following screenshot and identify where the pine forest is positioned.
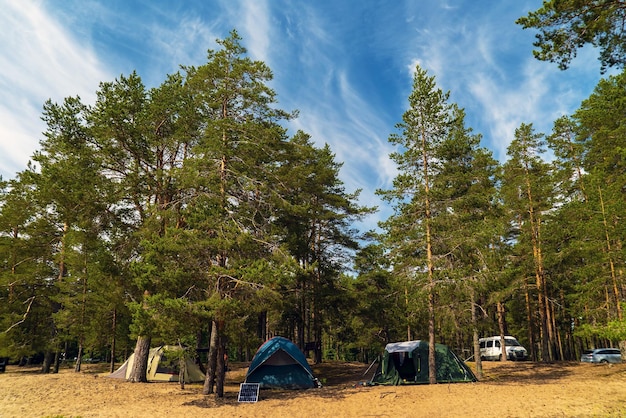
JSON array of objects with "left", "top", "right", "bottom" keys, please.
[{"left": 1, "top": 21, "right": 625, "bottom": 391}]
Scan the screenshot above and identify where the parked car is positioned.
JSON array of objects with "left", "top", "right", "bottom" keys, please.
[
  {"left": 479, "top": 336, "right": 528, "bottom": 361},
  {"left": 580, "top": 348, "right": 622, "bottom": 364}
]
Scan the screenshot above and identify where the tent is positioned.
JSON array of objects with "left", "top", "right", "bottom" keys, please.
[
  {"left": 370, "top": 340, "right": 476, "bottom": 385},
  {"left": 245, "top": 336, "right": 318, "bottom": 389},
  {"left": 107, "top": 345, "right": 205, "bottom": 383}
]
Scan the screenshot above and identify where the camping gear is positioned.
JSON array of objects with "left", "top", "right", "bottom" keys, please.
[
  {"left": 245, "top": 336, "right": 318, "bottom": 389},
  {"left": 107, "top": 345, "right": 205, "bottom": 382},
  {"left": 370, "top": 340, "right": 476, "bottom": 385}
]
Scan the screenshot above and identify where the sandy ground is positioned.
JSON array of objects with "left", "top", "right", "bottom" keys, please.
[{"left": 0, "top": 360, "right": 625, "bottom": 417}]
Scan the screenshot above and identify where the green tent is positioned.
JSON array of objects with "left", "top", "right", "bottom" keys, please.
[
  {"left": 245, "top": 337, "right": 318, "bottom": 389},
  {"left": 370, "top": 340, "right": 476, "bottom": 385}
]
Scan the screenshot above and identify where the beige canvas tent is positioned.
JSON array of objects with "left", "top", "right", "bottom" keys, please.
[{"left": 107, "top": 346, "right": 205, "bottom": 383}]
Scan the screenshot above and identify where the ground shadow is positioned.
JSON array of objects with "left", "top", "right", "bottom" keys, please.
[
  {"left": 184, "top": 359, "right": 623, "bottom": 407},
  {"left": 183, "top": 360, "right": 372, "bottom": 407},
  {"left": 478, "top": 361, "right": 576, "bottom": 384}
]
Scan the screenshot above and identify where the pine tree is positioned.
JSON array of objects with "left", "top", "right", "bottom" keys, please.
[
  {"left": 0, "top": 174, "right": 57, "bottom": 364},
  {"left": 273, "top": 131, "right": 372, "bottom": 362},
  {"left": 570, "top": 70, "right": 626, "bottom": 345},
  {"left": 517, "top": 0, "right": 626, "bottom": 72},
  {"left": 502, "top": 123, "right": 555, "bottom": 361},
  {"left": 378, "top": 66, "right": 451, "bottom": 383},
  {"left": 22, "top": 96, "right": 114, "bottom": 372},
  {"left": 430, "top": 105, "right": 500, "bottom": 375}
]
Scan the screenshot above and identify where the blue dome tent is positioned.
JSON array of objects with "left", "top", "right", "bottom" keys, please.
[{"left": 245, "top": 336, "right": 318, "bottom": 389}]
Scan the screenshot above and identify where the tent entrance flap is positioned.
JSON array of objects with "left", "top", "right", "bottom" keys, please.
[{"left": 391, "top": 351, "right": 419, "bottom": 381}]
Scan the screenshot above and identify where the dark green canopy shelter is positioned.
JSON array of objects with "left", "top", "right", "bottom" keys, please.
[
  {"left": 245, "top": 337, "right": 318, "bottom": 389},
  {"left": 370, "top": 340, "right": 476, "bottom": 385}
]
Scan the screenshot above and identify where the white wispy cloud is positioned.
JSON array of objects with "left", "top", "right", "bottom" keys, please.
[
  {"left": 239, "top": 0, "right": 272, "bottom": 64},
  {"left": 147, "top": 14, "right": 218, "bottom": 74},
  {"left": 254, "top": 3, "right": 399, "bottom": 231},
  {"left": 399, "top": 2, "right": 607, "bottom": 162},
  {"left": 0, "top": 0, "right": 612, "bottom": 234},
  {"left": 465, "top": 55, "right": 556, "bottom": 158},
  {"left": 0, "top": 0, "right": 109, "bottom": 179}
]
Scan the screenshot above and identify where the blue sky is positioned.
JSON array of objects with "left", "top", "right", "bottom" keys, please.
[{"left": 0, "top": 0, "right": 610, "bottom": 232}]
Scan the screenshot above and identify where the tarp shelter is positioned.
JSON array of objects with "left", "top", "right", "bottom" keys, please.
[
  {"left": 107, "top": 346, "right": 205, "bottom": 383},
  {"left": 245, "top": 336, "right": 317, "bottom": 389},
  {"left": 370, "top": 340, "right": 476, "bottom": 385}
]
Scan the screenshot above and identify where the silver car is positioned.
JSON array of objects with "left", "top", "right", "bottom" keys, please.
[{"left": 580, "top": 348, "right": 622, "bottom": 364}]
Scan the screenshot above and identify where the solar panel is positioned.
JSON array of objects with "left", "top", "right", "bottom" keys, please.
[{"left": 238, "top": 383, "right": 260, "bottom": 403}]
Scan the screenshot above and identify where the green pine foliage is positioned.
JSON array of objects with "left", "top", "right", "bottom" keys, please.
[
  {"left": 517, "top": 0, "right": 626, "bottom": 72},
  {"left": 1, "top": 30, "right": 625, "bottom": 373}
]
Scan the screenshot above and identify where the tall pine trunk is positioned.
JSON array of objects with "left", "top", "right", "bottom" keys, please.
[
  {"left": 42, "top": 351, "right": 54, "bottom": 374},
  {"left": 202, "top": 319, "right": 219, "bottom": 395},
  {"left": 523, "top": 157, "right": 550, "bottom": 362},
  {"left": 422, "top": 128, "right": 437, "bottom": 385},
  {"left": 598, "top": 187, "right": 623, "bottom": 320},
  {"left": 110, "top": 308, "right": 117, "bottom": 373},
  {"left": 127, "top": 335, "right": 151, "bottom": 383},
  {"left": 471, "top": 289, "right": 482, "bottom": 379},
  {"left": 524, "top": 270, "right": 536, "bottom": 361},
  {"left": 497, "top": 301, "right": 508, "bottom": 362},
  {"left": 406, "top": 286, "right": 411, "bottom": 341},
  {"left": 75, "top": 270, "right": 88, "bottom": 373},
  {"left": 216, "top": 337, "right": 225, "bottom": 397}
]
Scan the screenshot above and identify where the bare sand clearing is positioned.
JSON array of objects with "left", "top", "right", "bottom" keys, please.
[{"left": 0, "top": 360, "right": 625, "bottom": 417}]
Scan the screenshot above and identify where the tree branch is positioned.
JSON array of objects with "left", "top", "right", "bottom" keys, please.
[{"left": 3, "top": 296, "right": 35, "bottom": 333}]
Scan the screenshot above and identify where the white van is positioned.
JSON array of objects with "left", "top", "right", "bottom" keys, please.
[{"left": 479, "top": 336, "right": 528, "bottom": 361}]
